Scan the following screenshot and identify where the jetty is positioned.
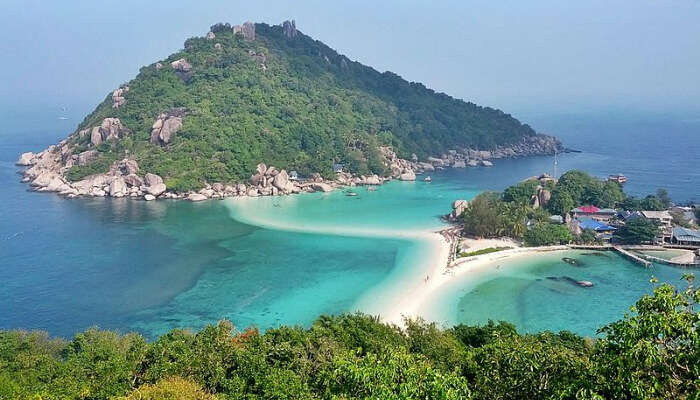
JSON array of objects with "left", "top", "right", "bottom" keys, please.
[{"left": 612, "top": 246, "right": 653, "bottom": 267}]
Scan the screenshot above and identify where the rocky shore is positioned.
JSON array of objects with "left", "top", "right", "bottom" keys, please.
[{"left": 16, "top": 127, "right": 563, "bottom": 202}]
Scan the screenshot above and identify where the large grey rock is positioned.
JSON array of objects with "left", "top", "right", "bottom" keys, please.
[
  {"left": 453, "top": 161, "right": 466, "bottom": 168},
  {"left": 77, "top": 150, "right": 99, "bottom": 166},
  {"left": 45, "top": 177, "right": 70, "bottom": 192},
  {"left": 399, "top": 170, "right": 416, "bottom": 181},
  {"left": 364, "top": 175, "right": 381, "bottom": 185},
  {"left": 170, "top": 58, "right": 192, "bottom": 72},
  {"left": 233, "top": 22, "right": 255, "bottom": 40},
  {"left": 272, "top": 170, "right": 289, "bottom": 190},
  {"left": 282, "top": 20, "right": 297, "bottom": 38},
  {"left": 187, "top": 193, "right": 207, "bottom": 202},
  {"left": 481, "top": 160, "right": 493, "bottom": 167},
  {"left": 310, "top": 182, "right": 333, "bottom": 192},
  {"left": 31, "top": 171, "right": 57, "bottom": 187},
  {"left": 16, "top": 152, "right": 34, "bottom": 166},
  {"left": 144, "top": 173, "right": 163, "bottom": 187},
  {"left": 538, "top": 189, "right": 552, "bottom": 207},
  {"left": 89, "top": 118, "right": 127, "bottom": 146},
  {"left": 256, "top": 163, "right": 267, "bottom": 175},
  {"left": 90, "top": 126, "right": 103, "bottom": 146},
  {"left": 124, "top": 174, "right": 144, "bottom": 187},
  {"left": 150, "top": 115, "right": 183, "bottom": 145},
  {"left": 145, "top": 183, "right": 166, "bottom": 197},
  {"left": 109, "top": 177, "right": 127, "bottom": 197},
  {"left": 111, "top": 86, "right": 129, "bottom": 108},
  {"left": 206, "top": 31, "right": 215, "bottom": 40},
  {"left": 144, "top": 194, "right": 156, "bottom": 201}
]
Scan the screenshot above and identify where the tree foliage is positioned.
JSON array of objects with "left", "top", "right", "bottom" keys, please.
[
  {"left": 1, "top": 278, "right": 697, "bottom": 399},
  {"left": 523, "top": 223, "right": 574, "bottom": 246},
  {"left": 614, "top": 217, "right": 659, "bottom": 244},
  {"left": 65, "top": 23, "right": 536, "bottom": 190}
]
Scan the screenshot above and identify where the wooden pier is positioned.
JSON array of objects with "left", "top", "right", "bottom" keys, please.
[{"left": 612, "top": 246, "right": 653, "bottom": 267}]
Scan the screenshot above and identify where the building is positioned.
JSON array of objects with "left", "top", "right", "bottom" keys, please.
[
  {"left": 332, "top": 163, "right": 344, "bottom": 173},
  {"left": 641, "top": 210, "right": 673, "bottom": 243},
  {"left": 571, "top": 206, "right": 617, "bottom": 222},
  {"left": 577, "top": 217, "right": 617, "bottom": 242},
  {"left": 671, "top": 227, "right": 700, "bottom": 246},
  {"left": 289, "top": 170, "right": 299, "bottom": 180}
]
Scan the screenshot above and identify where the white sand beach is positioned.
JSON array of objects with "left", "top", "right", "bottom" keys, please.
[{"left": 379, "top": 233, "right": 568, "bottom": 327}]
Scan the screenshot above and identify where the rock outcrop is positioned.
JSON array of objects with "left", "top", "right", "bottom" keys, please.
[
  {"left": 233, "top": 22, "right": 255, "bottom": 40},
  {"left": 16, "top": 152, "right": 34, "bottom": 166},
  {"left": 89, "top": 118, "right": 128, "bottom": 147},
  {"left": 447, "top": 199, "right": 469, "bottom": 221},
  {"left": 111, "top": 86, "right": 129, "bottom": 108},
  {"left": 282, "top": 20, "right": 297, "bottom": 38},
  {"left": 150, "top": 108, "right": 186, "bottom": 146}
]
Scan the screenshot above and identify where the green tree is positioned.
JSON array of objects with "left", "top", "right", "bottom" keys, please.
[
  {"left": 613, "top": 218, "right": 659, "bottom": 244},
  {"left": 547, "top": 188, "right": 575, "bottom": 216},
  {"left": 523, "top": 223, "right": 574, "bottom": 246},
  {"left": 502, "top": 180, "right": 539, "bottom": 204},
  {"left": 462, "top": 193, "right": 504, "bottom": 238},
  {"left": 593, "top": 275, "right": 700, "bottom": 399}
]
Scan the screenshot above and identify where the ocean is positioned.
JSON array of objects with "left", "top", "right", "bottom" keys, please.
[{"left": 0, "top": 113, "right": 697, "bottom": 338}]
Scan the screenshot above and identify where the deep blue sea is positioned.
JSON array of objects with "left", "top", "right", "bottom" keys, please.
[{"left": 0, "top": 112, "right": 697, "bottom": 338}]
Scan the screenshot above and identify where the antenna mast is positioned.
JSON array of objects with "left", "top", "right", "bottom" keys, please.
[{"left": 553, "top": 149, "right": 558, "bottom": 179}]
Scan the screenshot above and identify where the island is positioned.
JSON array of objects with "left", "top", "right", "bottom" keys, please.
[{"left": 17, "top": 20, "right": 561, "bottom": 201}]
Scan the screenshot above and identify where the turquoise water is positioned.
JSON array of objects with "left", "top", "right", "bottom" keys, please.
[
  {"left": 1, "top": 116, "right": 698, "bottom": 339},
  {"left": 422, "top": 250, "right": 687, "bottom": 335}
]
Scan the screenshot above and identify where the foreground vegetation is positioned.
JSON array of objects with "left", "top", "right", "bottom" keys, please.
[
  {"left": 66, "top": 22, "right": 537, "bottom": 190},
  {"left": 1, "top": 276, "right": 697, "bottom": 399}
]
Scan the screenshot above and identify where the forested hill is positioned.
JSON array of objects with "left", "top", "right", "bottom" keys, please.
[{"left": 66, "top": 20, "right": 540, "bottom": 190}]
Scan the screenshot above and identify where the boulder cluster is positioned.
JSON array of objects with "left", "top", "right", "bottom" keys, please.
[
  {"left": 111, "top": 86, "right": 129, "bottom": 108},
  {"left": 233, "top": 22, "right": 255, "bottom": 40},
  {"left": 415, "top": 135, "right": 563, "bottom": 170},
  {"left": 524, "top": 174, "right": 555, "bottom": 209},
  {"left": 150, "top": 108, "right": 186, "bottom": 146},
  {"left": 78, "top": 118, "right": 129, "bottom": 147},
  {"left": 447, "top": 199, "right": 469, "bottom": 221}
]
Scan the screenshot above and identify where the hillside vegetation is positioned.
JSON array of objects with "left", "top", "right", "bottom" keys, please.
[
  {"left": 0, "top": 277, "right": 697, "bottom": 399},
  {"left": 65, "top": 21, "right": 537, "bottom": 191}
]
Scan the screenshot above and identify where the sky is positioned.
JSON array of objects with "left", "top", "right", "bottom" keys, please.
[{"left": 1, "top": 0, "right": 699, "bottom": 129}]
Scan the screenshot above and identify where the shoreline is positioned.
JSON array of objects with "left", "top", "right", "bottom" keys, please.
[{"left": 224, "top": 195, "right": 572, "bottom": 329}]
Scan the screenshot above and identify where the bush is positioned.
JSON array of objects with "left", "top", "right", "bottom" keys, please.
[{"left": 524, "top": 223, "right": 573, "bottom": 246}]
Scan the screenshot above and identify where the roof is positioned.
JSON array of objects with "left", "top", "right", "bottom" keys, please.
[
  {"left": 574, "top": 205, "right": 599, "bottom": 214},
  {"left": 672, "top": 227, "right": 700, "bottom": 243},
  {"left": 597, "top": 208, "right": 617, "bottom": 214},
  {"left": 641, "top": 210, "right": 672, "bottom": 219},
  {"left": 578, "top": 217, "right": 617, "bottom": 232},
  {"left": 618, "top": 210, "right": 643, "bottom": 221}
]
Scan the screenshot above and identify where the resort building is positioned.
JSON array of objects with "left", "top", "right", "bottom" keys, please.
[
  {"left": 671, "top": 227, "right": 700, "bottom": 246},
  {"left": 571, "top": 206, "right": 617, "bottom": 222},
  {"left": 641, "top": 210, "right": 673, "bottom": 243},
  {"left": 576, "top": 217, "right": 617, "bottom": 242}
]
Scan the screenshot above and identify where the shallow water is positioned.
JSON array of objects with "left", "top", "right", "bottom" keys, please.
[
  {"left": 1, "top": 118, "right": 697, "bottom": 338},
  {"left": 421, "top": 250, "right": 687, "bottom": 335}
]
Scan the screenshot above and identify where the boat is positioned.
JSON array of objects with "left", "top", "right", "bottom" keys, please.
[
  {"left": 367, "top": 187, "right": 376, "bottom": 192},
  {"left": 345, "top": 191, "right": 358, "bottom": 197},
  {"left": 424, "top": 176, "right": 432, "bottom": 182},
  {"left": 608, "top": 174, "right": 627, "bottom": 184}
]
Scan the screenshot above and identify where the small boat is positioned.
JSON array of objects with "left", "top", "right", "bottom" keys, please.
[
  {"left": 367, "top": 187, "right": 376, "bottom": 192},
  {"left": 424, "top": 176, "right": 432, "bottom": 182},
  {"left": 345, "top": 191, "right": 358, "bottom": 197},
  {"left": 608, "top": 174, "right": 627, "bottom": 184}
]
